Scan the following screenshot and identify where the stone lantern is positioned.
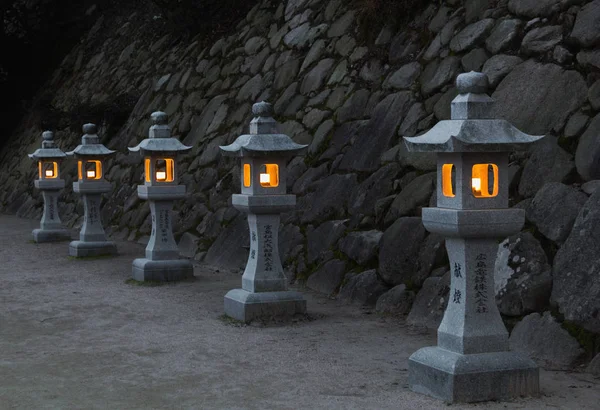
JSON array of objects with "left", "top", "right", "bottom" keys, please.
[
  {"left": 219, "top": 101, "right": 307, "bottom": 322},
  {"left": 66, "top": 123, "right": 117, "bottom": 257},
  {"left": 128, "top": 111, "right": 193, "bottom": 281},
  {"left": 28, "top": 131, "right": 70, "bottom": 243},
  {"left": 403, "top": 72, "right": 544, "bottom": 403}
]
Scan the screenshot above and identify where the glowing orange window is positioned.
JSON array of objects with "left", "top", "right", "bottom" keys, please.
[
  {"left": 243, "top": 164, "right": 251, "bottom": 187},
  {"left": 155, "top": 159, "right": 174, "bottom": 182},
  {"left": 471, "top": 164, "right": 498, "bottom": 198},
  {"left": 442, "top": 164, "right": 455, "bottom": 197},
  {"left": 85, "top": 160, "right": 102, "bottom": 180},
  {"left": 41, "top": 162, "right": 58, "bottom": 179},
  {"left": 259, "top": 164, "right": 279, "bottom": 188}
]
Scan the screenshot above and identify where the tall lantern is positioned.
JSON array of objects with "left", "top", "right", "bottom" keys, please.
[
  {"left": 403, "top": 72, "right": 545, "bottom": 403},
  {"left": 28, "top": 131, "right": 70, "bottom": 243},
  {"left": 66, "top": 123, "right": 117, "bottom": 257},
  {"left": 128, "top": 111, "right": 193, "bottom": 282},
  {"left": 219, "top": 101, "right": 308, "bottom": 322}
]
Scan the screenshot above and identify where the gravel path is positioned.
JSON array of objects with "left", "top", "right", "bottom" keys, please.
[{"left": 0, "top": 215, "right": 598, "bottom": 409}]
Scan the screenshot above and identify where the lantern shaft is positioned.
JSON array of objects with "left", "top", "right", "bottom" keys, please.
[
  {"left": 144, "top": 201, "right": 179, "bottom": 260},
  {"left": 69, "top": 192, "right": 117, "bottom": 257},
  {"left": 242, "top": 214, "right": 286, "bottom": 292}
]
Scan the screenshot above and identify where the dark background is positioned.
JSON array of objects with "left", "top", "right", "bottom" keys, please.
[{"left": 0, "top": 0, "right": 257, "bottom": 150}]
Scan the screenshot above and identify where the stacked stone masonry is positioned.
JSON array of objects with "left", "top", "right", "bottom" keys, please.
[{"left": 1, "top": 0, "right": 600, "bottom": 370}]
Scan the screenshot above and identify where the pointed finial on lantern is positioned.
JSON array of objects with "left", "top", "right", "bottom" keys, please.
[
  {"left": 451, "top": 71, "right": 494, "bottom": 120},
  {"left": 456, "top": 71, "right": 489, "bottom": 95},
  {"left": 151, "top": 111, "right": 168, "bottom": 125},
  {"left": 250, "top": 101, "right": 278, "bottom": 134},
  {"left": 149, "top": 111, "right": 171, "bottom": 139},
  {"left": 41, "top": 130, "right": 56, "bottom": 148},
  {"left": 83, "top": 123, "right": 97, "bottom": 134},
  {"left": 81, "top": 123, "right": 100, "bottom": 145},
  {"left": 252, "top": 101, "right": 273, "bottom": 117}
]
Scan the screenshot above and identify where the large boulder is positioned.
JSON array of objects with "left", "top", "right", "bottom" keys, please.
[
  {"left": 521, "top": 26, "right": 563, "bottom": 55},
  {"left": 485, "top": 19, "right": 521, "bottom": 54},
  {"left": 378, "top": 217, "right": 427, "bottom": 286},
  {"left": 299, "top": 174, "right": 358, "bottom": 224},
  {"left": 509, "top": 312, "right": 584, "bottom": 370},
  {"left": 385, "top": 62, "right": 422, "bottom": 90},
  {"left": 508, "top": 0, "right": 562, "bottom": 18},
  {"left": 492, "top": 60, "right": 587, "bottom": 135},
  {"left": 306, "top": 259, "right": 346, "bottom": 296},
  {"left": 518, "top": 136, "right": 574, "bottom": 198},
  {"left": 527, "top": 182, "right": 588, "bottom": 243},
  {"left": 588, "top": 353, "right": 600, "bottom": 377},
  {"left": 494, "top": 232, "right": 552, "bottom": 316},
  {"left": 420, "top": 56, "right": 461, "bottom": 96},
  {"left": 278, "top": 224, "right": 304, "bottom": 264},
  {"left": 204, "top": 214, "right": 249, "bottom": 271},
  {"left": 570, "top": 0, "right": 600, "bottom": 47},
  {"left": 375, "top": 284, "right": 416, "bottom": 315},
  {"left": 407, "top": 271, "right": 451, "bottom": 330},
  {"left": 415, "top": 233, "right": 447, "bottom": 287},
  {"left": 482, "top": 54, "right": 523, "bottom": 88},
  {"left": 384, "top": 172, "right": 435, "bottom": 225},
  {"left": 348, "top": 163, "right": 400, "bottom": 216},
  {"left": 338, "top": 230, "right": 383, "bottom": 265},
  {"left": 551, "top": 191, "right": 600, "bottom": 333},
  {"left": 306, "top": 220, "right": 348, "bottom": 265},
  {"left": 575, "top": 113, "right": 600, "bottom": 181},
  {"left": 338, "top": 92, "right": 414, "bottom": 172},
  {"left": 449, "top": 19, "right": 495, "bottom": 53},
  {"left": 178, "top": 232, "right": 201, "bottom": 259},
  {"left": 338, "top": 270, "right": 389, "bottom": 306}
]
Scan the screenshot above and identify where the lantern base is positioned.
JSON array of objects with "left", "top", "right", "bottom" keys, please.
[
  {"left": 131, "top": 258, "right": 194, "bottom": 282},
  {"left": 69, "top": 240, "right": 117, "bottom": 257},
  {"left": 224, "top": 288, "right": 307, "bottom": 323},
  {"left": 32, "top": 228, "right": 71, "bottom": 243},
  {"left": 408, "top": 346, "right": 539, "bottom": 403}
]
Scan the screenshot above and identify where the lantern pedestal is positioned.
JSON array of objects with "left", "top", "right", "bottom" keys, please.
[
  {"left": 409, "top": 348, "right": 539, "bottom": 403},
  {"left": 33, "top": 182, "right": 70, "bottom": 243},
  {"left": 408, "top": 208, "right": 539, "bottom": 403},
  {"left": 224, "top": 289, "right": 307, "bottom": 322},
  {"left": 224, "top": 195, "right": 306, "bottom": 322},
  {"left": 69, "top": 182, "right": 117, "bottom": 257},
  {"left": 132, "top": 258, "right": 193, "bottom": 282},
  {"left": 132, "top": 186, "right": 193, "bottom": 282}
]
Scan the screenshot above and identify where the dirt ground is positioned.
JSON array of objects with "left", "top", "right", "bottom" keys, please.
[{"left": 0, "top": 215, "right": 598, "bottom": 409}]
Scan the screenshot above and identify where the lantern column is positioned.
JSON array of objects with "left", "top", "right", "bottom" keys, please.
[
  {"left": 219, "top": 101, "right": 307, "bottom": 322},
  {"left": 128, "top": 112, "right": 193, "bottom": 282},
  {"left": 28, "top": 131, "right": 70, "bottom": 243},
  {"left": 67, "top": 124, "right": 117, "bottom": 257},
  {"left": 403, "top": 72, "right": 544, "bottom": 403}
]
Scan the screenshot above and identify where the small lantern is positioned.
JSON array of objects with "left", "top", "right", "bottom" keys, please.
[
  {"left": 66, "top": 123, "right": 117, "bottom": 257},
  {"left": 402, "top": 72, "right": 544, "bottom": 403},
  {"left": 127, "top": 111, "right": 193, "bottom": 282},
  {"left": 219, "top": 101, "right": 308, "bottom": 322},
  {"left": 28, "top": 131, "right": 70, "bottom": 243}
]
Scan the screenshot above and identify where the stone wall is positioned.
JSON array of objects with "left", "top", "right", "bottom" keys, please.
[{"left": 1, "top": 0, "right": 600, "bottom": 367}]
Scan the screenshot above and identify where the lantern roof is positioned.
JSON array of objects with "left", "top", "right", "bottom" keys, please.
[
  {"left": 403, "top": 72, "right": 544, "bottom": 153},
  {"left": 66, "top": 123, "right": 116, "bottom": 157},
  {"left": 128, "top": 112, "right": 192, "bottom": 155},
  {"left": 28, "top": 131, "right": 67, "bottom": 160},
  {"left": 219, "top": 101, "right": 307, "bottom": 157}
]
